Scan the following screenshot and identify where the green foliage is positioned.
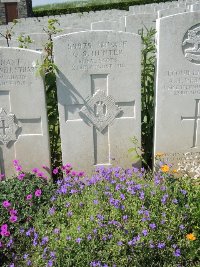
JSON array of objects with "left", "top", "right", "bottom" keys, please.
[
  {"left": 16, "top": 168, "right": 199, "bottom": 267},
  {"left": 33, "top": 0, "right": 172, "bottom": 16},
  {"left": 140, "top": 27, "right": 156, "bottom": 168},
  {"left": 18, "top": 34, "right": 33, "bottom": 49},
  {"left": 0, "top": 20, "right": 18, "bottom": 47}
]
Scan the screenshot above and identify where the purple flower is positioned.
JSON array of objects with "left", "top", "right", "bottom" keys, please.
[
  {"left": 76, "top": 237, "right": 82, "bottom": 244},
  {"left": 27, "top": 260, "right": 32, "bottom": 266},
  {"left": 180, "top": 189, "right": 187, "bottom": 195},
  {"left": 50, "top": 251, "right": 56, "bottom": 258},
  {"left": 161, "top": 194, "right": 168, "bottom": 204},
  {"left": 66, "top": 236, "right": 71, "bottom": 241},
  {"left": 122, "top": 215, "right": 128, "bottom": 221},
  {"left": 49, "top": 207, "right": 55, "bottom": 215},
  {"left": 139, "top": 191, "right": 145, "bottom": 200},
  {"left": 142, "top": 229, "right": 148, "bottom": 236},
  {"left": 97, "top": 214, "right": 104, "bottom": 221},
  {"left": 87, "top": 234, "right": 92, "bottom": 240},
  {"left": 174, "top": 249, "right": 181, "bottom": 257},
  {"left": 120, "top": 193, "right": 125, "bottom": 200},
  {"left": 157, "top": 242, "right": 165, "bottom": 249},
  {"left": 47, "top": 260, "right": 53, "bottom": 267},
  {"left": 149, "top": 223, "right": 156, "bottom": 229},
  {"left": 179, "top": 224, "right": 185, "bottom": 230},
  {"left": 23, "top": 254, "right": 29, "bottom": 259},
  {"left": 53, "top": 228, "right": 60, "bottom": 234},
  {"left": 93, "top": 199, "right": 99, "bottom": 205},
  {"left": 67, "top": 211, "right": 73, "bottom": 217},
  {"left": 172, "top": 199, "right": 178, "bottom": 204},
  {"left": 117, "top": 241, "right": 123, "bottom": 246},
  {"left": 41, "top": 236, "right": 49, "bottom": 245}
]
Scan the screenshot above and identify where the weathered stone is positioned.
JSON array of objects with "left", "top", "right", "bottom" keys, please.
[
  {"left": 125, "top": 13, "right": 157, "bottom": 34},
  {"left": 91, "top": 20, "right": 125, "bottom": 31},
  {"left": 0, "top": 48, "right": 50, "bottom": 178},
  {"left": 54, "top": 31, "right": 141, "bottom": 174},
  {"left": 154, "top": 11, "right": 200, "bottom": 177}
]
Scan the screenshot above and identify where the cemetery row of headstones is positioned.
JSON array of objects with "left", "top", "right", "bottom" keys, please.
[
  {"left": 1, "top": 0, "right": 200, "bottom": 51},
  {"left": 0, "top": 3, "right": 200, "bottom": 178}
]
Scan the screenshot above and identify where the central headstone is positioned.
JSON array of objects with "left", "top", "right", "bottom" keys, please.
[
  {"left": 0, "top": 48, "right": 51, "bottom": 178},
  {"left": 54, "top": 31, "right": 141, "bottom": 173}
]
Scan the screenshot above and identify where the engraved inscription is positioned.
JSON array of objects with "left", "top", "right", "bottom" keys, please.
[
  {"left": 181, "top": 99, "right": 200, "bottom": 148},
  {"left": 67, "top": 40, "right": 128, "bottom": 71},
  {"left": 182, "top": 24, "right": 200, "bottom": 64},
  {"left": 164, "top": 69, "right": 200, "bottom": 95},
  {"left": 0, "top": 108, "right": 19, "bottom": 146},
  {"left": 80, "top": 90, "right": 121, "bottom": 132},
  {"left": 0, "top": 58, "right": 36, "bottom": 86}
]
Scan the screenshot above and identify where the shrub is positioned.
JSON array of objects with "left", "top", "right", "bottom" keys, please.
[{"left": 10, "top": 164, "right": 199, "bottom": 267}]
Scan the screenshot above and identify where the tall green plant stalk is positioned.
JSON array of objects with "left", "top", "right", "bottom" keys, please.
[
  {"left": 38, "top": 19, "right": 63, "bottom": 173},
  {"left": 140, "top": 27, "right": 156, "bottom": 168}
]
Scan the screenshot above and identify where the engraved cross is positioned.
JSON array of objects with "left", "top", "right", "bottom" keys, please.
[{"left": 181, "top": 99, "right": 200, "bottom": 148}]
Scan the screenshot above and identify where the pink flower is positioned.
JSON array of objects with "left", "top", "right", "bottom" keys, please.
[
  {"left": 53, "top": 168, "right": 58, "bottom": 175},
  {"left": 18, "top": 173, "right": 25, "bottom": 180},
  {"left": 1, "top": 224, "right": 8, "bottom": 232},
  {"left": 37, "top": 172, "right": 45, "bottom": 178},
  {"left": 13, "top": 159, "right": 19, "bottom": 166},
  {"left": 9, "top": 215, "right": 18, "bottom": 223},
  {"left": 2, "top": 200, "right": 11, "bottom": 208},
  {"left": 71, "top": 171, "right": 77, "bottom": 176},
  {"left": 35, "top": 189, "right": 42, "bottom": 197},
  {"left": 32, "top": 168, "right": 39, "bottom": 174},
  {"left": 0, "top": 241, "right": 3, "bottom": 247},
  {"left": 78, "top": 171, "right": 84, "bottom": 177},
  {"left": 9, "top": 209, "right": 17, "bottom": 216},
  {"left": 0, "top": 224, "right": 10, "bottom": 237},
  {"left": 15, "top": 165, "right": 22, "bottom": 172},
  {"left": 26, "top": 194, "right": 32, "bottom": 200}
]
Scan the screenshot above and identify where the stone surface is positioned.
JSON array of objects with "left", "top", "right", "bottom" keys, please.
[
  {"left": 0, "top": 48, "right": 50, "bottom": 178},
  {"left": 126, "top": 13, "right": 157, "bottom": 34},
  {"left": 154, "top": 11, "right": 200, "bottom": 176},
  {"left": 54, "top": 31, "right": 141, "bottom": 174},
  {"left": 158, "top": 7, "right": 187, "bottom": 18},
  {"left": 91, "top": 20, "right": 125, "bottom": 31}
]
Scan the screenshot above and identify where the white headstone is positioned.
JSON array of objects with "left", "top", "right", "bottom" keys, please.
[
  {"left": 54, "top": 31, "right": 141, "bottom": 174},
  {"left": 154, "top": 11, "right": 200, "bottom": 175},
  {"left": 91, "top": 20, "right": 125, "bottom": 31},
  {"left": 158, "top": 7, "right": 187, "bottom": 18},
  {"left": 0, "top": 48, "right": 50, "bottom": 178},
  {"left": 126, "top": 13, "right": 157, "bottom": 34}
]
